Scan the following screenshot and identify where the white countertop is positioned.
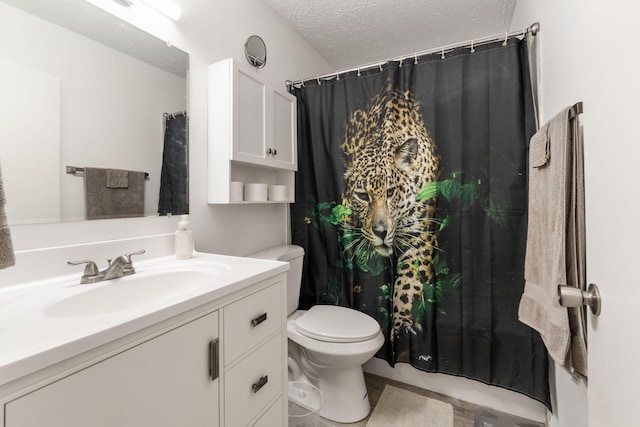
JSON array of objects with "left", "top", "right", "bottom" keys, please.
[{"left": 0, "top": 252, "right": 288, "bottom": 387}]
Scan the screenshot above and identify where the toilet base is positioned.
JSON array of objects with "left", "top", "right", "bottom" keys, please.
[{"left": 318, "top": 366, "right": 370, "bottom": 423}]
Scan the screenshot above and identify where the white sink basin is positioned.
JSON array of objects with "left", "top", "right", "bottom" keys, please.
[
  {"left": 0, "top": 251, "right": 289, "bottom": 388},
  {"left": 42, "top": 264, "right": 230, "bottom": 317}
]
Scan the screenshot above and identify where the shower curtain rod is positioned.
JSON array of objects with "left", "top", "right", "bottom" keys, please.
[{"left": 286, "top": 22, "right": 540, "bottom": 90}]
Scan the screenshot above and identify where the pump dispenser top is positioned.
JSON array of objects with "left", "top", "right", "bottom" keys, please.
[
  {"left": 175, "top": 214, "right": 194, "bottom": 259},
  {"left": 178, "top": 215, "right": 190, "bottom": 231}
]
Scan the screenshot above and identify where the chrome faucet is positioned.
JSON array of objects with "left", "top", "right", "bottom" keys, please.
[{"left": 68, "top": 250, "right": 146, "bottom": 284}]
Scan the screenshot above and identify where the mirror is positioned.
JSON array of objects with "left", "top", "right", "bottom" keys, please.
[
  {"left": 0, "top": 0, "right": 188, "bottom": 225},
  {"left": 245, "top": 35, "right": 267, "bottom": 69}
]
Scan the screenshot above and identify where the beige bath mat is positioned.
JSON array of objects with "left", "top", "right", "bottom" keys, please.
[{"left": 366, "top": 385, "right": 454, "bottom": 427}]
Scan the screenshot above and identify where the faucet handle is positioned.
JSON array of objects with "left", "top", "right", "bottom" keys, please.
[
  {"left": 108, "top": 250, "right": 146, "bottom": 267},
  {"left": 114, "top": 250, "right": 146, "bottom": 276},
  {"left": 67, "top": 260, "right": 100, "bottom": 277},
  {"left": 125, "top": 249, "right": 146, "bottom": 262}
]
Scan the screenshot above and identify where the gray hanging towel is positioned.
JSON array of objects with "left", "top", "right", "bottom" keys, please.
[
  {"left": 0, "top": 160, "right": 16, "bottom": 269},
  {"left": 84, "top": 167, "right": 145, "bottom": 220},
  {"left": 518, "top": 106, "right": 588, "bottom": 379}
]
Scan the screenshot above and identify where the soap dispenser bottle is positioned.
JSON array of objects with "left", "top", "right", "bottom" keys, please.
[{"left": 175, "top": 214, "right": 194, "bottom": 259}]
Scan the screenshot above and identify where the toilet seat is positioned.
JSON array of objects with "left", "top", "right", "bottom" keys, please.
[{"left": 295, "top": 305, "right": 381, "bottom": 343}]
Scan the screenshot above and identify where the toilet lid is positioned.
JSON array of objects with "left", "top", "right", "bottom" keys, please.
[{"left": 295, "top": 305, "right": 381, "bottom": 343}]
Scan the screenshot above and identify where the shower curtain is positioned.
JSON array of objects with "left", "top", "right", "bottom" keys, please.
[
  {"left": 290, "top": 38, "right": 550, "bottom": 407},
  {"left": 158, "top": 112, "right": 188, "bottom": 215}
]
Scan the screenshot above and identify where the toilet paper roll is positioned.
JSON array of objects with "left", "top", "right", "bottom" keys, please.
[
  {"left": 244, "top": 183, "right": 268, "bottom": 201},
  {"left": 230, "top": 181, "right": 244, "bottom": 202},
  {"left": 268, "top": 185, "right": 289, "bottom": 201}
]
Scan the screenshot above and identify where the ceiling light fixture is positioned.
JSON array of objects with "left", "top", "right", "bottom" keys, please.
[
  {"left": 138, "top": 0, "right": 181, "bottom": 20},
  {"left": 109, "top": 0, "right": 181, "bottom": 20}
]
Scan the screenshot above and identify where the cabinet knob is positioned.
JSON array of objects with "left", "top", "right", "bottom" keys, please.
[
  {"left": 266, "top": 148, "right": 273, "bottom": 155},
  {"left": 272, "top": 149, "right": 277, "bottom": 156}
]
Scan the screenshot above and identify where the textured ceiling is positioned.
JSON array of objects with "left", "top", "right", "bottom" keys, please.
[
  {"left": 263, "top": 0, "right": 517, "bottom": 70},
  {"left": 1, "top": 0, "right": 188, "bottom": 78}
]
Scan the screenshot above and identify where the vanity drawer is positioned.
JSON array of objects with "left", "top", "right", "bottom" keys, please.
[
  {"left": 224, "top": 333, "right": 283, "bottom": 426},
  {"left": 223, "top": 281, "right": 283, "bottom": 362}
]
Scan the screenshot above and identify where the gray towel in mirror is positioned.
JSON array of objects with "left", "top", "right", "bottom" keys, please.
[
  {"left": 106, "top": 168, "right": 129, "bottom": 188},
  {"left": 84, "top": 167, "right": 145, "bottom": 220}
]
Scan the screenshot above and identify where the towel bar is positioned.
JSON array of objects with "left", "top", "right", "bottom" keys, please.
[
  {"left": 66, "top": 166, "right": 149, "bottom": 180},
  {"left": 569, "top": 102, "right": 583, "bottom": 118}
]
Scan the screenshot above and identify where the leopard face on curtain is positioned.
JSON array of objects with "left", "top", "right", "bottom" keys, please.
[{"left": 291, "top": 38, "right": 550, "bottom": 408}]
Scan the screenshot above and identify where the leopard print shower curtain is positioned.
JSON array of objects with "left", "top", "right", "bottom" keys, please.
[{"left": 290, "top": 38, "right": 550, "bottom": 408}]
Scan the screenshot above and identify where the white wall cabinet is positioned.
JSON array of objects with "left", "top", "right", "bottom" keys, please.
[
  {"left": 2, "top": 277, "right": 287, "bottom": 427},
  {"left": 208, "top": 58, "right": 297, "bottom": 204}
]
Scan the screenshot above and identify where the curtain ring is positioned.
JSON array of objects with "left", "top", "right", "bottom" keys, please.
[
  {"left": 470, "top": 40, "right": 475, "bottom": 53},
  {"left": 357, "top": 67, "right": 361, "bottom": 76},
  {"left": 414, "top": 53, "right": 418, "bottom": 65},
  {"left": 399, "top": 58, "right": 403, "bottom": 67},
  {"left": 441, "top": 47, "right": 445, "bottom": 59},
  {"left": 336, "top": 72, "right": 340, "bottom": 81},
  {"left": 503, "top": 33, "right": 508, "bottom": 46},
  {"left": 317, "top": 75, "right": 321, "bottom": 85},
  {"left": 379, "top": 63, "right": 383, "bottom": 71}
]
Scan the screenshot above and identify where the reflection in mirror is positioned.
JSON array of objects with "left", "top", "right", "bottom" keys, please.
[
  {"left": 245, "top": 35, "right": 267, "bottom": 69},
  {"left": 0, "top": 0, "right": 189, "bottom": 225}
]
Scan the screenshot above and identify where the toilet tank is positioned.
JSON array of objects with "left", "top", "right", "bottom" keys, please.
[{"left": 247, "top": 245, "right": 305, "bottom": 316}]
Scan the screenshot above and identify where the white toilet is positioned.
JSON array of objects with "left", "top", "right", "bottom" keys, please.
[{"left": 249, "top": 245, "right": 385, "bottom": 423}]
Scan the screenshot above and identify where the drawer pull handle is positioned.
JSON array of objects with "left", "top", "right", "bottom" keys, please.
[
  {"left": 209, "top": 339, "right": 219, "bottom": 381},
  {"left": 252, "top": 375, "right": 268, "bottom": 393},
  {"left": 251, "top": 312, "right": 268, "bottom": 327}
]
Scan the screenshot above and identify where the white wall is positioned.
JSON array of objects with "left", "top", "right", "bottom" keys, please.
[
  {"left": 0, "top": 2, "right": 186, "bottom": 223},
  {"left": 2, "top": 0, "right": 332, "bottom": 259},
  {"left": 512, "top": 1, "right": 640, "bottom": 426},
  {"left": 0, "top": 58, "right": 60, "bottom": 224},
  {"left": 177, "top": 0, "right": 335, "bottom": 256}
]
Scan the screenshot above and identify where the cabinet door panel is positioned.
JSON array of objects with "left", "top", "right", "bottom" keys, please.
[
  {"left": 6, "top": 312, "right": 220, "bottom": 427},
  {"left": 234, "top": 68, "right": 267, "bottom": 163},
  {"left": 271, "top": 89, "right": 297, "bottom": 170}
]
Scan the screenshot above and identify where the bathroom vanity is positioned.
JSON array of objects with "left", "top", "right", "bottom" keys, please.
[{"left": 0, "top": 252, "right": 288, "bottom": 426}]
